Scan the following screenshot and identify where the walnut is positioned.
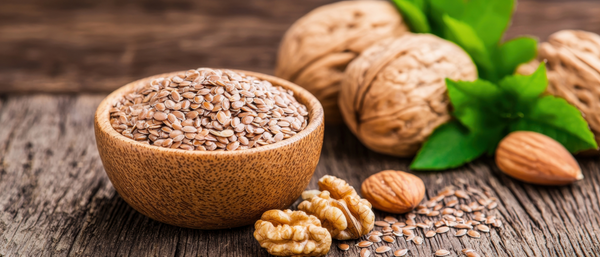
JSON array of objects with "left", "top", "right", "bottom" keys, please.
[
  {"left": 254, "top": 209, "right": 332, "bottom": 256},
  {"left": 298, "top": 175, "right": 374, "bottom": 240},
  {"left": 338, "top": 34, "right": 478, "bottom": 157},
  {"left": 517, "top": 30, "right": 600, "bottom": 148},
  {"left": 275, "top": 1, "right": 408, "bottom": 123}
]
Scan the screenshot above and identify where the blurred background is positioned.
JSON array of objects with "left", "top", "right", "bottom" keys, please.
[{"left": 1, "top": 0, "right": 599, "bottom": 94}]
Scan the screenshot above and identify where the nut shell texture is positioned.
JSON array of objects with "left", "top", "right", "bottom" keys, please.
[
  {"left": 339, "top": 34, "right": 477, "bottom": 157},
  {"left": 298, "top": 175, "right": 375, "bottom": 240},
  {"left": 495, "top": 131, "right": 583, "bottom": 185},
  {"left": 254, "top": 209, "right": 332, "bottom": 256},
  {"left": 276, "top": 1, "right": 408, "bottom": 123},
  {"left": 361, "top": 170, "right": 425, "bottom": 214},
  {"left": 518, "top": 30, "right": 600, "bottom": 147}
]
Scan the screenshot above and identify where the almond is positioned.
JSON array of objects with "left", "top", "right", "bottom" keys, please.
[
  {"left": 361, "top": 170, "right": 425, "bottom": 213},
  {"left": 495, "top": 131, "right": 583, "bottom": 185}
]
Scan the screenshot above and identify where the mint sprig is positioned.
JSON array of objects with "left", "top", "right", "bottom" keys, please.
[
  {"left": 410, "top": 65, "right": 598, "bottom": 170},
  {"left": 391, "top": 0, "right": 537, "bottom": 82}
]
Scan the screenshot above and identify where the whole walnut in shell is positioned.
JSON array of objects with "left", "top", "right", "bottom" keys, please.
[
  {"left": 517, "top": 30, "right": 600, "bottom": 148},
  {"left": 339, "top": 34, "right": 478, "bottom": 157},
  {"left": 298, "top": 175, "right": 374, "bottom": 240},
  {"left": 275, "top": 1, "right": 408, "bottom": 123},
  {"left": 254, "top": 209, "right": 332, "bottom": 256},
  {"left": 361, "top": 170, "right": 425, "bottom": 214}
]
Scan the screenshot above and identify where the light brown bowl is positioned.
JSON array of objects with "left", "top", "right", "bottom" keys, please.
[{"left": 94, "top": 70, "right": 324, "bottom": 229}]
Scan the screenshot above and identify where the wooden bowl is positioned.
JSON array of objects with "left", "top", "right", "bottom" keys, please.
[{"left": 94, "top": 70, "right": 324, "bottom": 229}]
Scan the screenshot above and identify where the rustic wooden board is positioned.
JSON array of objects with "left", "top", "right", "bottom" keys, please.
[
  {"left": 1, "top": 0, "right": 600, "bottom": 93},
  {"left": 1, "top": 95, "right": 600, "bottom": 256}
]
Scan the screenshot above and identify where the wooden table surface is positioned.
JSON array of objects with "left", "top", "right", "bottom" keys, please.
[{"left": 1, "top": 0, "right": 600, "bottom": 256}]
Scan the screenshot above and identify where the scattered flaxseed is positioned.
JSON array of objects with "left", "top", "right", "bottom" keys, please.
[
  {"left": 426, "top": 231, "right": 437, "bottom": 238},
  {"left": 368, "top": 234, "right": 381, "bottom": 243},
  {"left": 476, "top": 224, "right": 490, "bottom": 232},
  {"left": 375, "top": 221, "right": 390, "bottom": 227},
  {"left": 436, "top": 226, "right": 450, "bottom": 233},
  {"left": 394, "top": 249, "right": 409, "bottom": 257},
  {"left": 383, "top": 235, "right": 395, "bottom": 243},
  {"left": 337, "top": 243, "right": 349, "bottom": 251},
  {"left": 414, "top": 236, "right": 423, "bottom": 245},
  {"left": 467, "top": 230, "right": 481, "bottom": 238},
  {"left": 360, "top": 248, "right": 371, "bottom": 257},
  {"left": 435, "top": 249, "right": 451, "bottom": 256},
  {"left": 375, "top": 246, "right": 391, "bottom": 254},
  {"left": 455, "top": 229, "right": 467, "bottom": 236},
  {"left": 384, "top": 216, "right": 398, "bottom": 223},
  {"left": 357, "top": 241, "right": 373, "bottom": 248}
]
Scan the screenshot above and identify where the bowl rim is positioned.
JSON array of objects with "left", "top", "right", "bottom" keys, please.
[{"left": 95, "top": 69, "right": 324, "bottom": 157}]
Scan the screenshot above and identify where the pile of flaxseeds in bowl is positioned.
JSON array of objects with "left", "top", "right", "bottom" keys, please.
[{"left": 109, "top": 68, "right": 309, "bottom": 151}]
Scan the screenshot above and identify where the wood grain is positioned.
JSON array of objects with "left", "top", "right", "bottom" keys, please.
[
  {"left": 1, "top": 0, "right": 599, "bottom": 93},
  {"left": 1, "top": 94, "right": 600, "bottom": 256}
]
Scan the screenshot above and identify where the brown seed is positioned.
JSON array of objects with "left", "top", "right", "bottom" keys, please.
[
  {"left": 368, "top": 234, "right": 381, "bottom": 243},
  {"left": 153, "top": 112, "right": 168, "bottom": 121},
  {"left": 406, "top": 234, "right": 415, "bottom": 241},
  {"left": 392, "top": 225, "right": 402, "bottom": 233},
  {"left": 417, "top": 208, "right": 431, "bottom": 215},
  {"left": 442, "top": 208, "right": 455, "bottom": 215},
  {"left": 382, "top": 227, "right": 393, "bottom": 233},
  {"left": 427, "top": 211, "right": 440, "bottom": 216},
  {"left": 466, "top": 252, "right": 481, "bottom": 257},
  {"left": 455, "top": 210, "right": 464, "bottom": 217},
  {"left": 337, "top": 243, "right": 350, "bottom": 251},
  {"left": 476, "top": 224, "right": 490, "bottom": 232},
  {"left": 406, "top": 220, "right": 416, "bottom": 226},
  {"left": 467, "top": 230, "right": 481, "bottom": 238},
  {"left": 417, "top": 223, "right": 430, "bottom": 229},
  {"left": 413, "top": 236, "right": 423, "bottom": 245},
  {"left": 493, "top": 219, "right": 503, "bottom": 228},
  {"left": 446, "top": 199, "right": 459, "bottom": 207},
  {"left": 455, "top": 229, "right": 467, "bottom": 236},
  {"left": 455, "top": 190, "right": 469, "bottom": 199},
  {"left": 425, "top": 231, "right": 436, "bottom": 238},
  {"left": 370, "top": 231, "right": 383, "bottom": 236},
  {"left": 357, "top": 241, "right": 373, "bottom": 248},
  {"left": 384, "top": 216, "right": 398, "bottom": 223},
  {"left": 436, "top": 226, "right": 450, "bottom": 233},
  {"left": 394, "top": 222, "right": 406, "bottom": 228},
  {"left": 462, "top": 249, "right": 475, "bottom": 254},
  {"left": 382, "top": 235, "right": 395, "bottom": 243},
  {"left": 460, "top": 205, "right": 473, "bottom": 213},
  {"left": 435, "top": 221, "right": 445, "bottom": 227},
  {"left": 360, "top": 248, "right": 371, "bottom": 257},
  {"left": 434, "top": 203, "right": 444, "bottom": 211},
  {"left": 375, "top": 221, "right": 390, "bottom": 227},
  {"left": 488, "top": 201, "right": 498, "bottom": 209},
  {"left": 375, "top": 246, "right": 391, "bottom": 254},
  {"left": 406, "top": 213, "right": 416, "bottom": 220},
  {"left": 402, "top": 229, "right": 413, "bottom": 236},
  {"left": 455, "top": 224, "right": 473, "bottom": 229},
  {"left": 435, "top": 249, "right": 451, "bottom": 256},
  {"left": 394, "top": 249, "right": 408, "bottom": 257},
  {"left": 403, "top": 225, "right": 416, "bottom": 230}
]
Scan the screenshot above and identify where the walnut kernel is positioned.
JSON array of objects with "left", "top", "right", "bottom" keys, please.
[{"left": 254, "top": 209, "right": 331, "bottom": 256}]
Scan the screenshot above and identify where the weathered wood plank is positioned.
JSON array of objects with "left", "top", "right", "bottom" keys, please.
[
  {"left": 0, "top": 95, "right": 600, "bottom": 256},
  {"left": 0, "top": 0, "right": 599, "bottom": 94}
]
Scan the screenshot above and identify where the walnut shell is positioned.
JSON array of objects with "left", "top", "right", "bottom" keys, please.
[
  {"left": 361, "top": 170, "right": 425, "bottom": 214},
  {"left": 517, "top": 30, "right": 600, "bottom": 148},
  {"left": 339, "top": 34, "right": 477, "bottom": 157},
  {"left": 275, "top": 1, "right": 408, "bottom": 123},
  {"left": 496, "top": 131, "right": 583, "bottom": 185},
  {"left": 298, "top": 175, "right": 375, "bottom": 240},
  {"left": 254, "top": 209, "right": 332, "bottom": 256}
]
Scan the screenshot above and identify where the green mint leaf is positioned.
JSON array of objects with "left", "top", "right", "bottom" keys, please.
[
  {"left": 391, "top": 0, "right": 431, "bottom": 33},
  {"left": 442, "top": 14, "right": 496, "bottom": 81},
  {"left": 460, "top": 0, "right": 515, "bottom": 48},
  {"left": 510, "top": 96, "right": 598, "bottom": 153},
  {"left": 428, "top": 0, "right": 465, "bottom": 35},
  {"left": 498, "top": 37, "right": 538, "bottom": 78},
  {"left": 410, "top": 120, "right": 500, "bottom": 170},
  {"left": 446, "top": 79, "right": 506, "bottom": 131},
  {"left": 498, "top": 63, "right": 547, "bottom": 102}
]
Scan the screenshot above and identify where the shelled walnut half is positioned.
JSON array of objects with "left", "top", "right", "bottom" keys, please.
[
  {"left": 298, "top": 175, "right": 375, "bottom": 240},
  {"left": 254, "top": 209, "right": 332, "bottom": 256}
]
